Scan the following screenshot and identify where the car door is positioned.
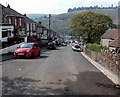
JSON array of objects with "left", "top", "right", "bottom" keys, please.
[{"left": 33, "top": 43, "right": 40, "bottom": 56}]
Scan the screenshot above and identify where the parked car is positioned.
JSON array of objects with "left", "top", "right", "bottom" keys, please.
[
  {"left": 47, "top": 41, "right": 56, "bottom": 50},
  {"left": 61, "top": 42, "right": 67, "bottom": 46},
  {"left": 72, "top": 44, "right": 83, "bottom": 52},
  {"left": 13, "top": 42, "right": 41, "bottom": 58}
]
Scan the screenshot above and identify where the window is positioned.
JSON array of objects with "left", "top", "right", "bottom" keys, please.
[
  {"left": 20, "top": 18, "right": 22, "bottom": 26},
  {"left": 34, "top": 44, "right": 38, "bottom": 48},
  {"left": 9, "top": 18, "right": 11, "bottom": 24},
  {"left": 109, "top": 41, "right": 112, "bottom": 45},
  {"left": 2, "top": 31, "right": 8, "bottom": 38},
  {"left": 8, "top": 31, "right": 11, "bottom": 37},
  {"left": 15, "top": 19, "right": 17, "bottom": 26}
]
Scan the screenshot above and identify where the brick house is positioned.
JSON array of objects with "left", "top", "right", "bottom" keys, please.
[
  {"left": 101, "top": 29, "right": 120, "bottom": 51},
  {"left": 23, "top": 14, "right": 37, "bottom": 37},
  {"left": 2, "top": 4, "right": 25, "bottom": 36},
  {"left": 1, "top": 4, "right": 42, "bottom": 43},
  {"left": 1, "top": 4, "right": 56, "bottom": 46}
]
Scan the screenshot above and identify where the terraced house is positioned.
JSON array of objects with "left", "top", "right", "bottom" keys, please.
[
  {"left": 0, "top": 4, "right": 42, "bottom": 48},
  {"left": 0, "top": 3, "right": 58, "bottom": 48}
]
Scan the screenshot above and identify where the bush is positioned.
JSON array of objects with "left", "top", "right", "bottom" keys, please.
[{"left": 86, "top": 43, "right": 107, "bottom": 52}]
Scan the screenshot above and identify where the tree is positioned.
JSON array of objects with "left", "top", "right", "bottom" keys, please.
[{"left": 70, "top": 11, "right": 113, "bottom": 43}]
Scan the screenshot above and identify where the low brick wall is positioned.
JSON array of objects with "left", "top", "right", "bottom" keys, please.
[
  {"left": 0, "top": 42, "right": 24, "bottom": 55},
  {"left": 84, "top": 48, "right": 120, "bottom": 75}
]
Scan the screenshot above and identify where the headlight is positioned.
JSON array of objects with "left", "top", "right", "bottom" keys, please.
[
  {"left": 26, "top": 49, "right": 30, "bottom": 53},
  {"left": 14, "top": 50, "right": 18, "bottom": 52}
]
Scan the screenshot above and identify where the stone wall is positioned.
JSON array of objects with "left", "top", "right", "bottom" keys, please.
[{"left": 84, "top": 48, "right": 120, "bottom": 75}]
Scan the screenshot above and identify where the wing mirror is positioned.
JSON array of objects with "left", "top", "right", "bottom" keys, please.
[{"left": 17, "top": 46, "right": 20, "bottom": 48}]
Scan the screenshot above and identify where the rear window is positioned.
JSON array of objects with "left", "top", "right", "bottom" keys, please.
[{"left": 75, "top": 45, "right": 80, "bottom": 48}]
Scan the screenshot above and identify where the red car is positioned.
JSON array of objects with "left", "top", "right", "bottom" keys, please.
[{"left": 13, "top": 42, "right": 41, "bottom": 58}]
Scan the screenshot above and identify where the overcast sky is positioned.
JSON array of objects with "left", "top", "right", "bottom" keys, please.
[{"left": 0, "top": 0, "right": 119, "bottom": 14}]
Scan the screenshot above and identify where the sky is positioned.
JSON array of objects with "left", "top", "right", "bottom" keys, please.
[{"left": 0, "top": 0, "right": 119, "bottom": 14}]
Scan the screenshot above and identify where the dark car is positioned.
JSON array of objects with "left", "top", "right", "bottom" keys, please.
[
  {"left": 13, "top": 42, "right": 41, "bottom": 58},
  {"left": 61, "top": 42, "right": 67, "bottom": 46},
  {"left": 47, "top": 41, "right": 56, "bottom": 50}
]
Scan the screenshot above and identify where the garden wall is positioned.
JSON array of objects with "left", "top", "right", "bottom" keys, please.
[
  {"left": 0, "top": 42, "right": 24, "bottom": 55},
  {"left": 84, "top": 48, "right": 120, "bottom": 75}
]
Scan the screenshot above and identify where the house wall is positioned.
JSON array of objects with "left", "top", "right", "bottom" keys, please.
[
  {"left": 41, "top": 29, "right": 48, "bottom": 39},
  {"left": 109, "top": 47, "right": 116, "bottom": 51},
  {"left": 36, "top": 27, "right": 41, "bottom": 38},
  {"left": 101, "top": 38, "right": 113, "bottom": 47},
  {"left": 0, "top": 4, "right": 2, "bottom": 23},
  {"left": 26, "top": 23, "right": 37, "bottom": 36},
  {"left": 0, "top": 25, "right": 14, "bottom": 42},
  {"left": 5, "top": 16, "right": 25, "bottom": 36}
]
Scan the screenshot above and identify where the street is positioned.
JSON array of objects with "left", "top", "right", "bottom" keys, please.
[{"left": 2, "top": 44, "right": 119, "bottom": 95}]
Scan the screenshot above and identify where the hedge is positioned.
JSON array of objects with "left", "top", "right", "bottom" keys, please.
[{"left": 86, "top": 43, "right": 107, "bottom": 52}]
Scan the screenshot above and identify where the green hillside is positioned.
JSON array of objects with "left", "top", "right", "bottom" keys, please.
[{"left": 34, "top": 9, "right": 118, "bottom": 35}]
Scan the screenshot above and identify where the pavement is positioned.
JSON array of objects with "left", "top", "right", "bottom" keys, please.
[{"left": 0, "top": 53, "right": 14, "bottom": 62}]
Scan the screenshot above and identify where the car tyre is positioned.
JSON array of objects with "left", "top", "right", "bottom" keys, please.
[
  {"left": 31, "top": 52, "right": 34, "bottom": 58},
  {"left": 38, "top": 51, "right": 41, "bottom": 56}
]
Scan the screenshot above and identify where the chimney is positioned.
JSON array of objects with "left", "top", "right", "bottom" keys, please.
[
  {"left": 39, "top": 22, "right": 41, "bottom": 24},
  {"left": 23, "top": 14, "right": 26, "bottom": 16},
  {"left": 7, "top": 4, "right": 10, "bottom": 8}
]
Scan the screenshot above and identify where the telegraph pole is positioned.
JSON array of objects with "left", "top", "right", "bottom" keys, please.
[{"left": 48, "top": 14, "right": 51, "bottom": 41}]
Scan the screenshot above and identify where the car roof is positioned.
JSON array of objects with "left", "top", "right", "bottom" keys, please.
[{"left": 22, "top": 42, "right": 37, "bottom": 44}]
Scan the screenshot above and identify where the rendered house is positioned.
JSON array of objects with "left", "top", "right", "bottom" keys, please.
[
  {"left": 0, "top": 23, "right": 14, "bottom": 42},
  {"left": 109, "top": 35, "right": 120, "bottom": 51},
  {"left": 101, "top": 29, "right": 120, "bottom": 51}
]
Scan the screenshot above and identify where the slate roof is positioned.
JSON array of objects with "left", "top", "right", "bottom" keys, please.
[
  {"left": 2, "top": 4, "right": 23, "bottom": 17},
  {"left": 1, "top": 4, "right": 36, "bottom": 24},
  {"left": 101, "top": 29, "right": 120, "bottom": 40}
]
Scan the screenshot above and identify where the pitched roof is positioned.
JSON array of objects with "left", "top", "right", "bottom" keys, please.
[
  {"left": 109, "top": 35, "right": 120, "bottom": 48},
  {"left": 24, "top": 16, "right": 36, "bottom": 24},
  {"left": 102, "top": 29, "right": 120, "bottom": 40},
  {"left": 1, "top": 4, "right": 37, "bottom": 24},
  {"left": 2, "top": 5, "right": 23, "bottom": 17}
]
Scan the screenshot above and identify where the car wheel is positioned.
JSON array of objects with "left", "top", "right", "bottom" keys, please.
[
  {"left": 31, "top": 52, "right": 34, "bottom": 58},
  {"left": 14, "top": 56, "right": 17, "bottom": 59},
  {"left": 38, "top": 51, "right": 41, "bottom": 56}
]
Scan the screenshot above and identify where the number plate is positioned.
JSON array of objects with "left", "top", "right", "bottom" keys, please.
[{"left": 18, "top": 53, "right": 24, "bottom": 55}]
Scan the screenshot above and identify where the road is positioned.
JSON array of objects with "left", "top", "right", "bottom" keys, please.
[{"left": 2, "top": 44, "right": 119, "bottom": 95}]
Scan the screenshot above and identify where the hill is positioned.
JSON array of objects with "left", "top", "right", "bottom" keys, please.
[
  {"left": 31, "top": 9, "right": 118, "bottom": 35},
  {"left": 27, "top": 14, "right": 49, "bottom": 19}
]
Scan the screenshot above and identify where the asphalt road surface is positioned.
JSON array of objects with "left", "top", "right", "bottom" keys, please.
[{"left": 2, "top": 44, "right": 119, "bottom": 95}]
